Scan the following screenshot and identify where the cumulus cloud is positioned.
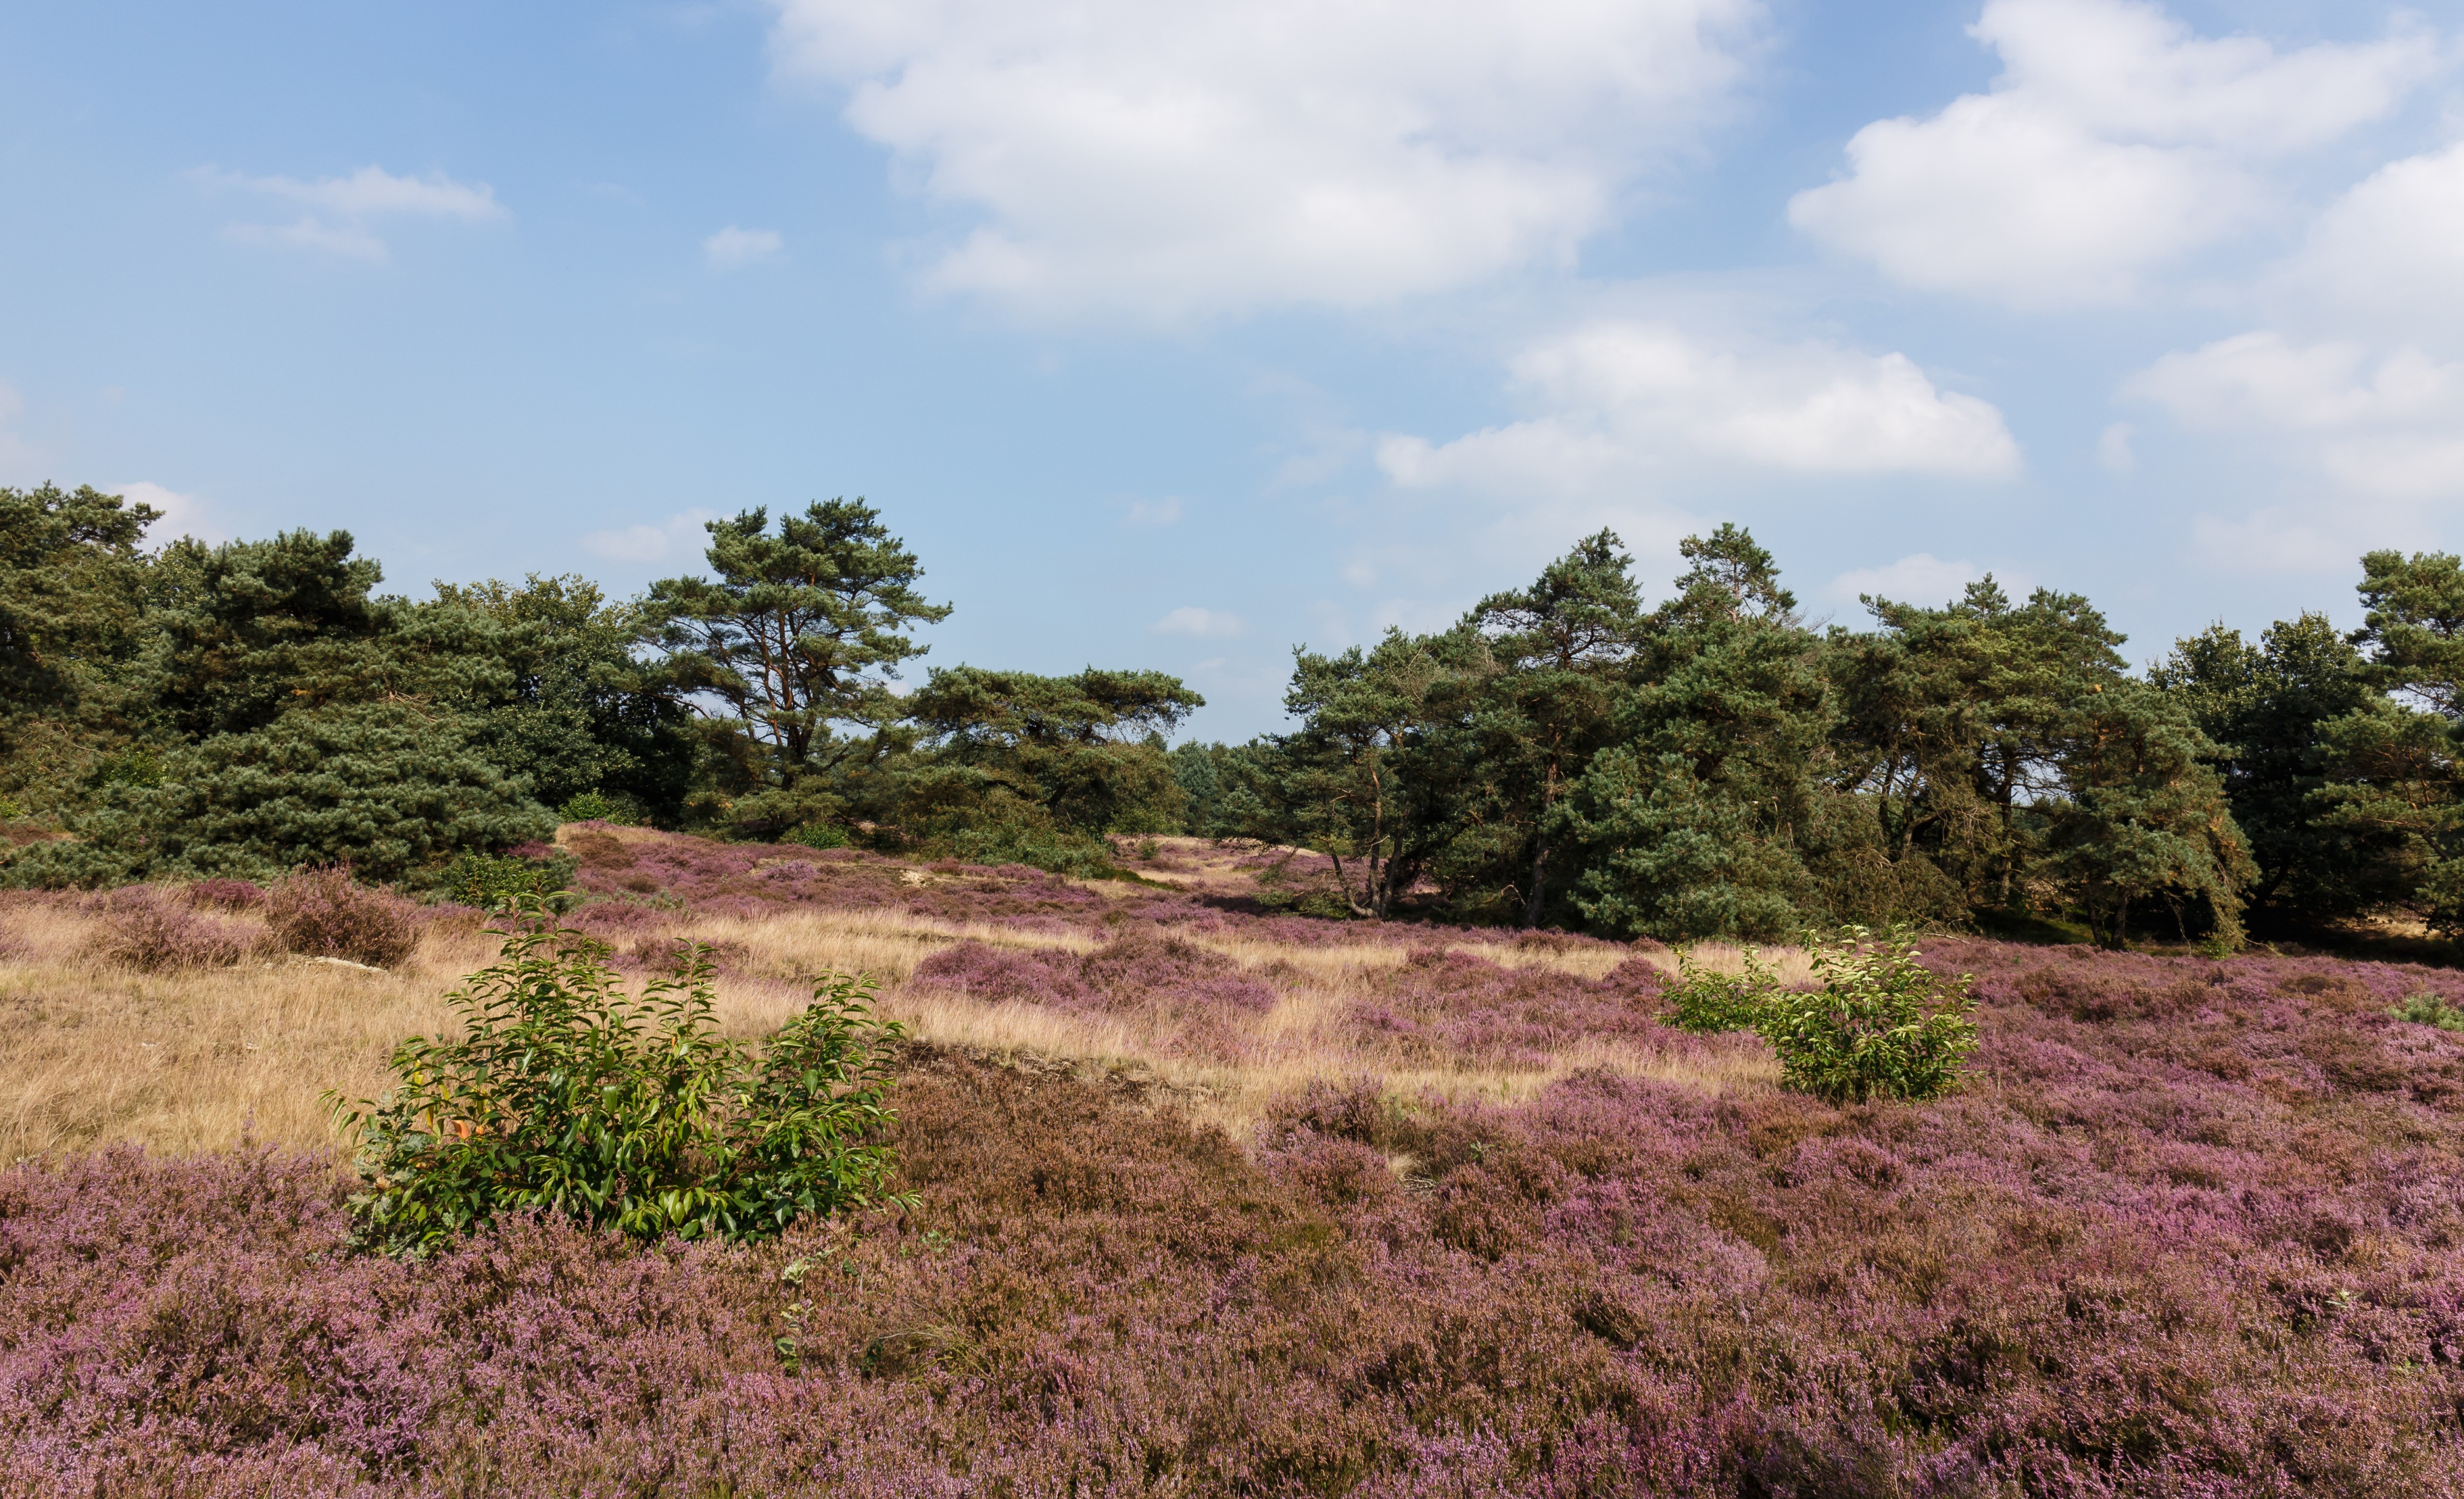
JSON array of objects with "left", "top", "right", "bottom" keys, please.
[
  {"left": 1825, "top": 552, "right": 1986, "bottom": 606},
  {"left": 704, "top": 225, "right": 785, "bottom": 270},
  {"left": 196, "top": 164, "right": 506, "bottom": 261},
  {"left": 1788, "top": 0, "right": 2438, "bottom": 305},
  {"left": 766, "top": 0, "right": 1761, "bottom": 321},
  {"left": 1152, "top": 605, "right": 1247, "bottom": 638},
  {"left": 1378, "top": 322, "right": 2020, "bottom": 498},
  {"left": 113, "top": 481, "right": 224, "bottom": 546},
  {"left": 2282, "top": 139, "right": 2464, "bottom": 337},
  {"left": 579, "top": 510, "right": 718, "bottom": 564},
  {"left": 2126, "top": 331, "right": 2464, "bottom": 499}
]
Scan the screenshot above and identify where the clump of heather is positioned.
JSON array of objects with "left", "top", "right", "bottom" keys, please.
[
  {"left": 265, "top": 865, "right": 418, "bottom": 967},
  {"left": 182, "top": 877, "right": 265, "bottom": 910},
  {"left": 914, "top": 931, "right": 1278, "bottom": 1053},
  {"left": 87, "top": 884, "right": 265, "bottom": 971}
]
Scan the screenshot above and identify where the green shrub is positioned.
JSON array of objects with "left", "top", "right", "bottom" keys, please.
[
  {"left": 327, "top": 900, "right": 909, "bottom": 1254},
  {"left": 556, "top": 790, "right": 637, "bottom": 826},
  {"left": 782, "top": 822, "right": 848, "bottom": 851},
  {"left": 1759, "top": 926, "right": 1977, "bottom": 1104},
  {"left": 2391, "top": 992, "right": 2464, "bottom": 1032},
  {"left": 438, "top": 849, "right": 573, "bottom": 910},
  {"left": 1661, "top": 948, "right": 1781, "bottom": 1033}
]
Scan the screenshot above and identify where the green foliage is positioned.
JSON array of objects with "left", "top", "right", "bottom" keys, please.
[
  {"left": 647, "top": 500, "right": 950, "bottom": 834},
  {"left": 2042, "top": 681, "right": 2251, "bottom": 948},
  {"left": 1273, "top": 629, "right": 1470, "bottom": 919},
  {"left": 780, "top": 822, "right": 848, "bottom": 851},
  {"left": 556, "top": 790, "right": 636, "bottom": 825},
  {"left": 1757, "top": 926, "right": 1977, "bottom": 1104},
  {"left": 0, "top": 485, "right": 161, "bottom": 813},
  {"left": 2154, "top": 616, "right": 2389, "bottom": 929},
  {"left": 906, "top": 665, "right": 1201, "bottom": 836},
  {"left": 328, "top": 902, "right": 909, "bottom": 1255},
  {"left": 1441, "top": 530, "right": 1645, "bottom": 927},
  {"left": 433, "top": 575, "right": 696, "bottom": 824},
  {"left": 440, "top": 849, "right": 574, "bottom": 910},
  {"left": 2391, "top": 992, "right": 2464, "bottom": 1032},
  {"left": 61, "top": 702, "right": 554, "bottom": 884},
  {"left": 1661, "top": 948, "right": 1781, "bottom": 1033}
]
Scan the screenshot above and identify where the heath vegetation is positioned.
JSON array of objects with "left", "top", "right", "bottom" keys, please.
[{"left": 9, "top": 482, "right": 2464, "bottom": 1492}]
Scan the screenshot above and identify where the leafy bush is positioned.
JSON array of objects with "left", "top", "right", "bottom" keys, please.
[
  {"left": 328, "top": 901, "right": 908, "bottom": 1254},
  {"left": 556, "top": 790, "right": 636, "bottom": 826},
  {"left": 1660, "top": 947, "right": 1781, "bottom": 1033},
  {"left": 437, "top": 849, "right": 572, "bottom": 911},
  {"left": 91, "top": 886, "right": 265, "bottom": 971},
  {"left": 1759, "top": 926, "right": 1977, "bottom": 1104},
  {"left": 2391, "top": 991, "right": 2464, "bottom": 1031},
  {"left": 266, "top": 866, "right": 418, "bottom": 967},
  {"left": 781, "top": 822, "right": 848, "bottom": 851}
]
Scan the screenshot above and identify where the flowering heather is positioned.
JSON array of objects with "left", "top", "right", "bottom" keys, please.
[
  {"left": 266, "top": 867, "right": 419, "bottom": 968},
  {"left": 7, "top": 986, "right": 2464, "bottom": 1495},
  {"left": 86, "top": 884, "right": 266, "bottom": 971},
  {"left": 15, "top": 831, "right": 2464, "bottom": 1492},
  {"left": 183, "top": 878, "right": 267, "bottom": 911}
]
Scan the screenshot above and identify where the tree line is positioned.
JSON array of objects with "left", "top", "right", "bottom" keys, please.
[{"left": 6, "top": 482, "right": 2463, "bottom": 947}]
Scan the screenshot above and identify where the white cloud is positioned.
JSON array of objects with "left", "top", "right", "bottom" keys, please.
[
  {"left": 196, "top": 164, "right": 506, "bottom": 261},
  {"left": 1826, "top": 553, "right": 1986, "bottom": 606},
  {"left": 222, "top": 219, "right": 389, "bottom": 261},
  {"left": 1379, "top": 321, "right": 2019, "bottom": 498},
  {"left": 1788, "top": 0, "right": 2438, "bottom": 305},
  {"left": 2283, "top": 139, "right": 2464, "bottom": 336},
  {"left": 2192, "top": 507, "right": 2380, "bottom": 576},
  {"left": 2096, "top": 421, "right": 2136, "bottom": 474},
  {"left": 1152, "top": 605, "right": 1247, "bottom": 638},
  {"left": 113, "top": 481, "right": 224, "bottom": 546},
  {"left": 2126, "top": 331, "right": 2464, "bottom": 499},
  {"left": 1125, "top": 496, "right": 1183, "bottom": 527},
  {"left": 767, "top": 0, "right": 1761, "bottom": 321},
  {"left": 704, "top": 225, "right": 785, "bottom": 270},
  {"left": 579, "top": 509, "right": 718, "bottom": 564}
]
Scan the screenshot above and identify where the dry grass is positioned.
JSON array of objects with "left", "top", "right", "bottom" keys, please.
[{"left": 1, "top": 885, "right": 1783, "bottom": 1160}]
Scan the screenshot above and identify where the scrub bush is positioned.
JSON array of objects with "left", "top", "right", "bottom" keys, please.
[
  {"left": 1661, "top": 947, "right": 1781, "bottom": 1032},
  {"left": 328, "top": 900, "right": 906, "bottom": 1254},
  {"left": 265, "top": 865, "right": 418, "bottom": 967},
  {"left": 1760, "top": 925, "right": 1977, "bottom": 1103},
  {"left": 2391, "top": 990, "right": 2464, "bottom": 1031},
  {"left": 437, "top": 847, "right": 574, "bottom": 910},
  {"left": 555, "top": 790, "right": 635, "bottom": 825}
]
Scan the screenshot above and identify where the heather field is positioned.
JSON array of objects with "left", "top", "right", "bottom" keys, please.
[{"left": 7, "top": 830, "right": 2464, "bottom": 1495}]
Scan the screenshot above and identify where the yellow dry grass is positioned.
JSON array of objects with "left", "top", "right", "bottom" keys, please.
[{"left": 1, "top": 888, "right": 1786, "bottom": 1160}]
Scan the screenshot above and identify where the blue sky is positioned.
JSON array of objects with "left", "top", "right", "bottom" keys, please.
[{"left": 5, "top": 0, "right": 2463, "bottom": 738}]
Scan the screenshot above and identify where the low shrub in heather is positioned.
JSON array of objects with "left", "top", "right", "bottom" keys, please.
[
  {"left": 265, "top": 865, "right": 417, "bottom": 966},
  {"left": 2393, "top": 990, "right": 2464, "bottom": 1032},
  {"left": 1761, "top": 924, "right": 1977, "bottom": 1103},
  {"left": 1661, "top": 947, "right": 1780, "bottom": 1033},
  {"left": 434, "top": 847, "right": 572, "bottom": 911},
  {"left": 328, "top": 900, "right": 907, "bottom": 1253},
  {"left": 90, "top": 886, "right": 264, "bottom": 971}
]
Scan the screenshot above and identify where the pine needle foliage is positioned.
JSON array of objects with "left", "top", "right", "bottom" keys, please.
[{"left": 328, "top": 899, "right": 908, "bottom": 1255}]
